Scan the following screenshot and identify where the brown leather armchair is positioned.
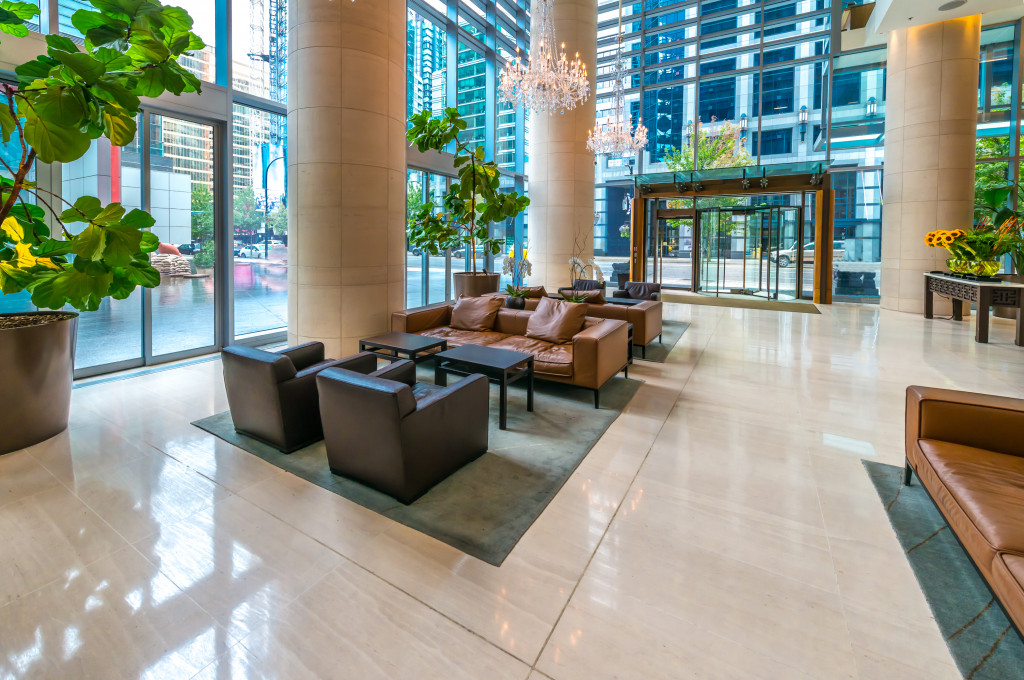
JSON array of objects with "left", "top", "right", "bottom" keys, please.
[
  {"left": 613, "top": 281, "right": 662, "bottom": 300},
  {"left": 221, "top": 343, "right": 378, "bottom": 453},
  {"left": 317, "top": 360, "right": 490, "bottom": 504}
]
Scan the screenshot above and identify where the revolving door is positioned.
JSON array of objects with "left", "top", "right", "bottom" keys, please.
[{"left": 695, "top": 206, "right": 802, "bottom": 300}]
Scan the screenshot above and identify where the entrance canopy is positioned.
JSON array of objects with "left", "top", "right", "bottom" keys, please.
[{"left": 634, "top": 161, "right": 827, "bottom": 197}]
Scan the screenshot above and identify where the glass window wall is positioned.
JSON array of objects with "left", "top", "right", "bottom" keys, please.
[{"left": 19, "top": 0, "right": 290, "bottom": 376}]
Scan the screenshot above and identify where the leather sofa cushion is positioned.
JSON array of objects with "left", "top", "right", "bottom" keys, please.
[
  {"left": 991, "top": 553, "right": 1024, "bottom": 632},
  {"left": 419, "top": 326, "right": 509, "bottom": 347},
  {"left": 562, "top": 289, "right": 606, "bottom": 304},
  {"left": 526, "top": 297, "right": 588, "bottom": 344},
  {"left": 536, "top": 343, "right": 573, "bottom": 376},
  {"left": 450, "top": 295, "right": 503, "bottom": 331},
  {"left": 489, "top": 335, "right": 554, "bottom": 355},
  {"left": 918, "top": 439, "right": 1024, "bottom": 553}
]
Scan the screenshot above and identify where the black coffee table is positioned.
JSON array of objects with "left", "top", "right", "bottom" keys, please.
[
  {"left": 434, "top": 344, "right": 534, "bottom": 430},
  {"left": 359, "top": 332, "right": 447, "bottom": 363}
]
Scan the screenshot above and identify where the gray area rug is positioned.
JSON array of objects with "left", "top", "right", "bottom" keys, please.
[
  {"left": 193, "top": 373, "right": 641, "bottom": 566},
  {"left": 863, "top": 461, "right": 1024, "bottom": 679},
  {"left": 663, "top": 292, "right": 820, "bottom": 314},
  {"left": 637, "top": 319, "right": 689, "bottom": 363}
]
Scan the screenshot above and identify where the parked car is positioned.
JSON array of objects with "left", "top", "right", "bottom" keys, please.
[
  {"left": 238, "top": 244, "right": 271, "bottom": 259},
  {"left": 454, "top": 246, "right": 486, "bottom": 259},
  {"left": 770, "top": 241, "right": 845, "bottom": 268},
  {"left": 176, "top": 242, "right": 199, "bottom": 255}
]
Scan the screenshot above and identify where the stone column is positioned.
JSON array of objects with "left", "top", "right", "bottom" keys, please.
[
  {"left": 287, "top": 0, "right": 406, "bottom": 357},
  {"left": 527, "top": 0, "right": 598, "bottom": 289},
  {"left": 881, "top": 16, "right": 980, "bottom": 313}
]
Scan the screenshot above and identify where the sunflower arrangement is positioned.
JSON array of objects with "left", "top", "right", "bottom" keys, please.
[{"left": 925, "top": 220, "right": 1018, "bottom": 276}]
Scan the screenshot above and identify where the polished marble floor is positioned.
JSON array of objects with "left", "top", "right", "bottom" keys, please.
[{"left": 3, "top": 302, "right": 1022, "bottom": 679}]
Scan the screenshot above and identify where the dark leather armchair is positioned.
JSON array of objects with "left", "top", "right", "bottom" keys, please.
[
  {"left": 317, "top": 360, "right": 490, "bottom": 504},
  {"left": 222, "top": 343, "right": 378, "bottom": 452},
  {"left": 613, "top": 281, "right": 662, "bottom": 300}
]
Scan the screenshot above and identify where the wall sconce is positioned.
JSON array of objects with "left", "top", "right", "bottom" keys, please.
[
  {"left": 739, "top": 112, "right": 748, "bottom": 137},
  {"left": 798, "top": 105, "right": 808, "bottom": 142},
  {"left": 866, "top": 96, "right": 877, "bottom": 118}
]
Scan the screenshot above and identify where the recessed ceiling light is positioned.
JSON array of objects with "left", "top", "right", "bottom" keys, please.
[{"left": 938, "top": 0, "right": 967, "bottom": 10}]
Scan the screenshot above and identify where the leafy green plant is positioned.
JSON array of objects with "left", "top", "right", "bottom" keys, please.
[
  {"left": 406, "top": 108, "right": 530, "bottom": 274},
  {"left": 974, "top": 184, "right": 1024, "bottom": 273},
  {"left": 192, "top": 241, "right": 214, "bottom": 268},
  {"left": 0, "top": 0, "right": 203, "bottom": 312}
]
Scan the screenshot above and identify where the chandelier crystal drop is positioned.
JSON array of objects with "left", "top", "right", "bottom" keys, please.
[
  {"left": 586, "top": 0, "right": 648, "bottom": 157},
  {"left": 498, "top": 0, "right": 590, "bottom": 114}
]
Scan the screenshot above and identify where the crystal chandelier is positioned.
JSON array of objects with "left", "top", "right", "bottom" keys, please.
[
  {"left": 586, "top": 0, "right": 648, "bottom": 156},
  {"left": 498, "top": 0, "right": 590, "bottom": 113}
]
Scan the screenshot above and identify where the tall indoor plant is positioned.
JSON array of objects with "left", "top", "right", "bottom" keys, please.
[
  {"left": 406, "top": 108, "right": 530, "bottom": 297},
  {"left": 975, "top": 184, "right": 1024, "bottom": 318},
  {"left": 0, "top": 0, "right": 204, "bottom": 454}
]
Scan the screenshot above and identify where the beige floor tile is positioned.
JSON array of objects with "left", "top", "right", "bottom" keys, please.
[
  {"left": 133, "top": 495, "right": 344, "bottom": 640},
  {"left": 0, "top": 447, "right": 61, "bottom": 509},
  {"left": 0, "top": 546, "right": 229, "bottom": 679},
  {"left": 216, "top": 560, "right": 530, "bottom": 680},
  {"left": 64, "top": 452, "right": 231, "bottom": 544},
  {"left": 0, "top": 485, "right": 128, "bottom": 607}
]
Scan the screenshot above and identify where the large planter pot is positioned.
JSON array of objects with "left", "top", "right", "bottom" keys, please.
[
  {"left": 453, "top": 272, "right": 500, "bottom": 298},
  {"left": 995, "top": 273, "right": 1024, "bottom": 320},
  {"left": 0, "top": 312, "right": 79, "bottom": 455}
]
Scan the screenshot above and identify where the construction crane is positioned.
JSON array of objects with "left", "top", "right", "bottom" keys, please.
[{"left": 247, "top": 0, "right": 287, "bottom": 144}]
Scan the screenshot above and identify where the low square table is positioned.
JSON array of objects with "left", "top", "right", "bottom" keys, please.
[
  {"left": 924, "top": 272, "right": 1024, "bottom": 346},
  {"left": 359, "top": 332, "right": 447, "bottom": 363},
  {"left": 434, "top": 344, "right": 534, "bottom": 430}
]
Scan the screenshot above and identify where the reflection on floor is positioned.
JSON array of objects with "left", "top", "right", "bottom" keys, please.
[{"left": 3, "top": 302, "right": 1022, "bottom": 678}]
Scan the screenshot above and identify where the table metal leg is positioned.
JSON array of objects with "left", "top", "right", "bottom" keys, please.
[
  {"left": 499, "top": 371, "right": 508, "bottom": 430},
  {"left": 1017, "top": 305, "right": 1024, "bottom": 347},
  {"left": 527, "top": 358, "right": 534, "bottom": 412},
  {"left": 977, "top": 288, "right": 992, "bottom": 343},
  {"left": 923, "top": 279, "right": 933, "bottom": 319}
]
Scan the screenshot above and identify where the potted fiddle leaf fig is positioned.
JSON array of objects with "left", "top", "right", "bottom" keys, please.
[
  {"left": 406, "top": 107, "right": 530, "bottom": 298},
  {"left": 0, "top": 0, "right": 204, "bottom": 454}
]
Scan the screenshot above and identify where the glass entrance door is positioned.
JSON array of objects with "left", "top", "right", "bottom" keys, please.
[
  {"left": 697, "top": 205, "right": 802, "bottom": 300},
  {"left": 647, "top": 214, "right": 694, "bottom": 289}
]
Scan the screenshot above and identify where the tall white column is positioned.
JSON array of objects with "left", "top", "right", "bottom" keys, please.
[
  {"left": 287, "top": 0, "right": 406, "bottom": 357},
  {"left": 881, "top": 16, "right": 980, "bottom": 313},
  {"left": 527, "top": 0, "right": 598, "bottom": 289}
]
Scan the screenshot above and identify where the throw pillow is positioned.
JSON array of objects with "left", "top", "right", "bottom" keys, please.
[
  {"left": 450, "top": 295, "right": 503, "bottom": 331},
  {"left": 561, "top": 289, "right": 606, "bottom": 304},
  {"left": 525, "top": 296, "right": 588, "bottom": 344},
  {"left": 515, "top": 285, "right": 548, "bottom": 298}
]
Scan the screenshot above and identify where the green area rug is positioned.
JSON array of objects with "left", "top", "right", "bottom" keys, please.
[
  {"left": 636, "top": 319, "right": 689, "bottom": 363},
  {"left": 663, "top": 292, "right": 820, "bottom": 314},
  {"left": 863, "top": 461, "right": 1024, "bottom": 678},
  {"left": 193, "top": 374, "right": 641, "bottom": 566}
]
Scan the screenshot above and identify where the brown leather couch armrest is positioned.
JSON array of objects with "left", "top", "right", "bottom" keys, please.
[
  {"left": 392, "top": 304, "right": 452, "bottom": 333},
  {"left": 278, "top": 342, "right": 325, "bottom": 371},
  {"left": 571, "top": 319, "right": 628, "bottom": 390},
  {"left": 906, "top": 386, "right": 1024, "bottom": 459},
  {"left": 625, "top": 300, "right": 663, "bottom": 346}
]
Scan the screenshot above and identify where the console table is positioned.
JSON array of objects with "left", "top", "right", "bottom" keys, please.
[{"left": 923, "top": 273, "right": 1024, "bottom": 346}]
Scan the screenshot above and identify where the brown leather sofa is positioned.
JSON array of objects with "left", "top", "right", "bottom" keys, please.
[
  {"left": 392, "top": 303, "right": 628, "bottom": 407},
  {"left": 904, "top": 385, "right": 1024, "bottom": 635},
  {"left": 221, "top": 343, "right": 378, "bottom": 452},
  {"left": 317, "top": 359, "right": 489, "bottom": 503},
  {"left": 501, "top": 296, "right": 663, "bottom": 359}
]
